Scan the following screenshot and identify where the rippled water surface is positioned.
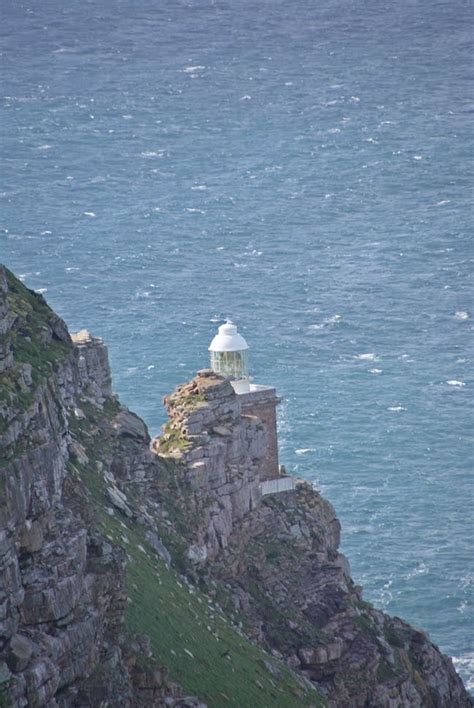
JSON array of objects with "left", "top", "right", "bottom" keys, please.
[{"left": 1, "top": 0, "right": 473, "bottom": 690}]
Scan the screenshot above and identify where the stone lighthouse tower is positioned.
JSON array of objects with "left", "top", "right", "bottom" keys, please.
[{"left": 209, "top": 321, "right": 281, "bottom": 481}]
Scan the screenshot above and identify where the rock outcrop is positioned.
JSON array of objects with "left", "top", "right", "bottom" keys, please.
[
  {"left": 0, "top": 264, "right": 472, "bottom": 707},
  {"left": 0, "top": 267, "right": 203, "bottom": 707},
  {"left": 148, "top": 372, "right": 472, "bottom": 708},
  {"left": 152, "top": 370, "right": 265, "bottom": 562}
]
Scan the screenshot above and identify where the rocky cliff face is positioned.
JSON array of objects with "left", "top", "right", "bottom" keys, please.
[
  {"left": 0, "top": 265, "right": 472, "bottom": 707},
  {"left": 152, "top": 372, "right": 265, "bottom": 563},
  {"left": 0, "top": 268, "right": 203, "bottom": 707},
  {"left": 150, "top": 371, "right": 472, "bottom": 707}
]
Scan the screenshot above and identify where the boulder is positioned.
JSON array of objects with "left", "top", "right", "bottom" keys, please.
[
  {"left": 18, "top": 520, "right": 44, "bottom": 554},
  {"left": 112, "top": 409, "right": 150, "bottom": 442},
  {"left": 6, "top": 634, "right": 35, "bottom": 672}
]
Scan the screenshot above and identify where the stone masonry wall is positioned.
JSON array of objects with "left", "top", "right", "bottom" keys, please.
[{"left": 239, "top": 387, "right": 280, "bottom": 480}]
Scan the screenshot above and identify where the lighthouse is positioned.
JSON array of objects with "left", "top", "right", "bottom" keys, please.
[
  {"left": 208, "top": 321, "right": 281, "bottom": 481},
  {"left": 208, "top": 321, "right": 250, "bottom": 393}
]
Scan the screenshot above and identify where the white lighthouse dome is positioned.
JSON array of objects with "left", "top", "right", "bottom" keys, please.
[
  {"left": 208, "top": 321, "right": 249, "bottom": 353},
  {"left": 208, "top": 321, "right": 250, "bottom": 391}
]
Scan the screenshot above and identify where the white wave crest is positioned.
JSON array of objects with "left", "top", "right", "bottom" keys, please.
[
  {"left": 406, "top": 562, "right": 429, "bottom": 579},
  {"left": 140, "top": 150, "right": 165, "bottom": 158},
  {"left": 181, "top": 65, "right": 205, "bottom": 73},
  {"left": 451, "top": 653, "right": 474, "bottom": 691},
  {"left": 356, "top": 352, "right": 378, "bottom": 361},
  {"left": 446, "top": 380, "right": 466, "bottom": 387}
]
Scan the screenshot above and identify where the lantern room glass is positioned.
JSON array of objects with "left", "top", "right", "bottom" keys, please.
[{"left": 210, "top": 350, "right": 249, "bottom": 380}]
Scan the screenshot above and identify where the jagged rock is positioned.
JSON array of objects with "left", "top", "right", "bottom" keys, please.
[
  {"left": 145, "top": 531, "right": 172, "bottom": 566},
  {"left": 18, "top": 520, "right": 44, "bottom": 553},
  {"left": 196, "top": 369, "right": 214, "bottom": 378},
  {"left": 212, "top": 425, "right": 232, "bottom": 437},
  {"left": 152, "top": 373, "right": 265, "bottom": 560},
  {"left": 107, "top": 485, "right": 133, "bottom": 517},
  {"left": 187, "top": 545, "right": 208, "bottom": 563},
  {"left": 112, "top": 409, "right": 150, "bottom": 442},
  {"left": 68, "top": 440, "right": 89, "bottom": 465},
  {"left": 261, "top": 658, "right": 281, "bottom": 678},
  {"left": 49, "top": 313, "right": 70, "bottom": 343},
  {"left": 5, "top": 634, "right": 35, "bottom": 672}
]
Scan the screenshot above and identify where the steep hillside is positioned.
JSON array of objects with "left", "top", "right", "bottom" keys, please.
[
  {"left": 0, "top": 265, "right": 471, "bottom": 707},
  {"left": 0, "top": 265, "right": 322, "bottom": 707}
]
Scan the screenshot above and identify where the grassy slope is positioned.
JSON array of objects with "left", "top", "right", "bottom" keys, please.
[
  {"left": 74, "top": 452, "right": 326, "bottom": 708},
  {"left": 0, "top": 269, "right": 70, "bottom": 440},
  {"left": 3, "top": 269, "right": 70, "bottom": 381}
]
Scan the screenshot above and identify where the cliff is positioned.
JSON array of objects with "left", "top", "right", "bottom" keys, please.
[
  {"left": 0, "top": 265, "right": 471, "bottom": 707},
  {"left": 0, "top": 266, "right": 322, "bottom": 707},
  {"left": 150, "top": 371, "right": 472, "bottom": 707},
  {"left": 0, "top": 267, "right": 210, "bottom": 706}
]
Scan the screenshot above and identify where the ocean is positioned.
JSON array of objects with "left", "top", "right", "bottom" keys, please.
[{"left": 1, "top": 0, "right": 472, "bottom": 690}]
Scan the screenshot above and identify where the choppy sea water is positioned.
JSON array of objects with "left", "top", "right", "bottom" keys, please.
[{"left": 1, "top": 0, "right": 473, "bottom": 691}]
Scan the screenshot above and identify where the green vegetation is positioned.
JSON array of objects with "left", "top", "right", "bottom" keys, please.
[
  {"left": 383, "top": 624, "right": 406, "bottom": 649},
  {"left": 70, "top": 424, "right": 326, "bottom": 707},
  {"left": 0, "top": 662, "right": 12, "bottom": 708},
  {"left": 376, "top": 657, "right": 395, "bottom": 683},
  {"left": 102, "top": 396, "right": 121, "bottom": 419},
  {"left": 0, "top": 270, "right": 70, "bottom": 436},
  {"left": 125, "top": 538, "right": 324, "bottom": 707},
  {"left": 5, "top": 269, "right": 70, "bottom": 375},
  {"left": 354, "top": 614, "right": 379, "bottom": 640},
  {"left": 181, "top": 392, "right": 206, "bottom": 410},
  {"left": 145, "top": 459, "right": 192, "bottom": 572},
  {"left": 157, "top": 421, "right": 191, "bottom": 455}
]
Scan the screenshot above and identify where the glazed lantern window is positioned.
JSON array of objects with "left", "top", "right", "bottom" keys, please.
[
  {"left": 208, "top": 321, "right": 249, "bottom": 381},
  {"left": 210, "top": 349, "right": 249, "bottom": 379}
]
